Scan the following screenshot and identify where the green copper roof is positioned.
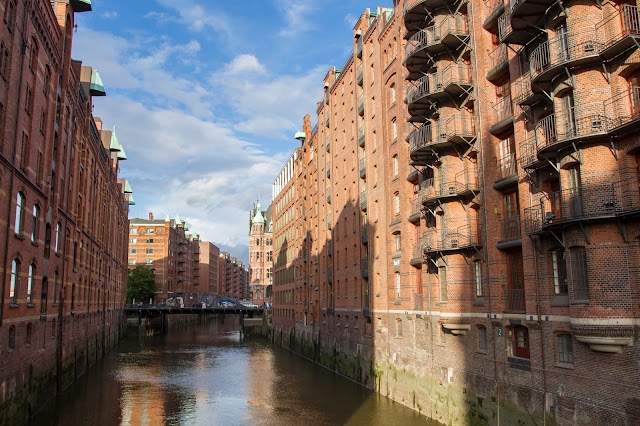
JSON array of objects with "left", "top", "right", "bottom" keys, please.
[
  {"left": 123, "top": 180, "right": 132, "bottom": 194},
  {"left": 184, "top": 224, "right": 190, "bottom": 232},
  {"left": 109, "top": 128, "right": 122, "bottom": 152},
  {"left": 128, "top": 195, "right": 135, "bottom": 206},
  {"left": 90, "top": 70, "right": 106, "bottom": 96},
  {"left": 174, "top": 213, "right": 182, "bottom": 226},
  {"left": 117, "top": 147, "right": 127, "bottom": 160},
  {"left": 70, "top": 0, "right": 92, "bottom": 13}
]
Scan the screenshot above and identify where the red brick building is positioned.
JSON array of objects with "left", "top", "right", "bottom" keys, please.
[
  {"left": 218, "top": 252, "right": 248, "bottom": 301},
  {"left": 128, "top": 213, "right": 202, "bottom": 302},
  {"left": 248, "top": 200, "right": 273, "bottom": 305},
  {"left": 198, "top": 241, "right": 220, "bottom": 296},
  {"left": 272, "top": 2, "right": 640, "bottom": 424},
  {"left": 0, "top": 1, "right": 131, "bottom": 423}
]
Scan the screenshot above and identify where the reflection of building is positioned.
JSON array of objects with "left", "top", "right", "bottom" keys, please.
[
  {"left": 218, "top": 252, "right": 248, "bottom": 300},
  {"left": 271, "top": 2, "right": 640, "bottom": 425},
  {"left": 128, "top": 213, "right": 200, "bottom": 301},
  {"left": 248, "top": 201, "right": 273, "bottom": 304},
  {"left": 0, "top": 1, "right": 130, "bottom": 422}
]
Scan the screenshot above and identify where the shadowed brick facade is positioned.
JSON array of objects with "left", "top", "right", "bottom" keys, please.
[
  {"left": 0, "top": 1, "right": 131, "bottom": 424},
  {"left": 218, "top": 252, "right": 248, "bottom": 301},
  {"left": 271, "top": 2, "right": 640, "bottom": 424}
]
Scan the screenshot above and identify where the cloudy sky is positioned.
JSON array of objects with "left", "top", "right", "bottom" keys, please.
[{"left": 71, "top": 0, "right": 392, "bottom": 262}]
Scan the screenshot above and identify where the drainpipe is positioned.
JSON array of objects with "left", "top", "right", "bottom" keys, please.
[
  {"left": 0, "top": 0, "right": 33, "bottom": 327},
  {"left": 532, "top": 243, "right": 548, "bottom": 425}
]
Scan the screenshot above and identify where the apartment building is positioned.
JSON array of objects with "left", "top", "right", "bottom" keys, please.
[
  {"left": 0, "top": 1, "right": 131, "bottom": 423},
  {"left": 248, "top": 200, "right": 273, "bottom": 305},
  {"left": 128, "top": 213, "right": 201, "bottom": 302},
  {"left": 218, "top": 252, "right": 248, "bottom": 300},
  {"left": 198, "top": 241, "right": 220, "bottom": 296},
  {"left": 271, "top": 1, "right": 640, "bottom": 424}
]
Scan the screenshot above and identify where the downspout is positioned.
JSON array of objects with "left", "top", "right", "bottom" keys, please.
[
  {"left": 1, "top": 0, "right": 33, "bottom": 327},
  {"left": 532, "top": 243, "right": 548, "bottom": 425}
]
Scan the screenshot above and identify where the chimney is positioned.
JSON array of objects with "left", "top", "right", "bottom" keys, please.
[{"left": 149, "top": 212, "right": 154, "bottom": 221}]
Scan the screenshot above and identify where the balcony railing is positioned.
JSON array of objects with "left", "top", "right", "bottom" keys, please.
[
  {"left": 424, "top": 224, "right": 480, "bottom": 252},
  {"left": 360, "top": 190, "right": 367, "bottom": 211},
  {"left": 493, "top": 95, "right": 513, "bottom": 124},
  {"left": 604, "top": 86, "right": 640, "bottom": 132},
  {"left": 534, "top": 103, "right": 610, "bottom": 150},
  {"left": 359, "top": 156, "right": 367, "bottom": 178},
  {"left": 357, "top": 93, "right": 365, "bottom": 116},
  {"left": 518, "top": 136, "right": 539, "bottom": 169},
  {"left": 357, "top": 63, "right": 364, "bottom": 86},
  {"left": 530, "top": 29, "right": 601, "bottom": 82},
  {"left": 504, "top": 288, "right": 525, "bottom": 313},
  {"left": 326, "top": 187, "right": 332, "bottom": 204},
  {"left": 512, "top": 71, "right": 537, "bottom": 105},
  {"left": 412, "top": 243, "right": 424, "bottom": 263},
  {"left": 488, "top": 44, "right": 508, "bottom": 76},
  {"left": 596, "top": 5, "right": 640, "bottom": 59},
  {"left": 496, "top": 153, "right": 517, "bottom": 180},
  {"left": 497, "top": 12, "right": 512, "bottom": 42},
  {"left": 361, "top": 224, "right": 368, "bottom": 244},
  {"left": 408, "top": 123, "right": 446, "bottom": 154},
  {"left": 444, "top": 113, "right": 476, "bottom": 142},
  {"left": 499, "top": 215, "right": 521, "bottom": 242},
  {"left": 420, "top": 167, "right": 478, "bottom": 204},
  {"left": 405, "top": 14, "right": 469, "bottom": 60},
  {"left": 358, "top": 124, "right": 365, "bottom": 147}
]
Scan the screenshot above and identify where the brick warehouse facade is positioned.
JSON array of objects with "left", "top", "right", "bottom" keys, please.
[
  {"left": 128, "top": 213, "right": 203, "bottom": 302},
  {"left": 218, "top": 252, "right": 249, "bottom": 301},
  {"left": 271, "top": 1, "right": 640, "bottom": 425},
  {"left": 0, "top": 1, "right": 131, "bottom": 424}
]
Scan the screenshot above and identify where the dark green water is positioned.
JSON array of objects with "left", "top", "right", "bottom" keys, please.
[{"left": 32, "top": 318, "right": 440, "bottom": 426}]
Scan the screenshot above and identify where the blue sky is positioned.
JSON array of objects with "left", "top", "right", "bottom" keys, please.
[{"left": 71, "top": 0, "right": 392, "bottom": 262}]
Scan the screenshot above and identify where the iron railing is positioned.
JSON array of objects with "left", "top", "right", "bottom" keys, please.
[
  {"left": 518, "top": 136, "right": 538, "bottom": 169},
  {"left": 489, "top": 44, "right": 508, "bottom": 71},
  {"left": 424, "top": 224, "right": 480, "bottom": 251},
  {"left": 535, "top": 103, "right": 610, "bottom": 149},
  {"left": 512, "top": 71, "right": 532, "bottom": 104},
  {"left": 405, "top": 15, "right": 469, "bottom": 59},
  {"left": 497, "top": 12, "right": 513, "bottom": 43},
  {"left": 357, "top": 63, "right": 363, "bottom": 85},
  {"left": 496, "top": 153, "right": 517, "bottom": 180},
  {"left": 445, "top": 113, "right": 475, "bottom": 139},
  {"left": 493, "top": 95, "right": 513, "bottom": 124},
  {"left": 499, "top": 215, "right": 521, "bottom": 241},
  {"left": 530, "top": 28, "right": 601, "bottom": 80},
  {"left": 504, "top": 288, "right": 525, "bottom": 312},
  {"left": 358, "top": 124, "right": 365, "bottom": 146},
  {"left": 420, "top": 167, "right": 478, "bottom": 204},
  {"left": 360, "top": 190, "right": 367, "bottom": 211},
  {"left": 411, "top": 195, "right": 422, "bottom": 217},
  {"left": 604, "top": 86, "right": 640, "bottom": 130},
  {"left": 357, "top": 93, "right": 365, "bottom": 115},
  {"left": 359, "top": 156, "right": 366, "bottom": 177},
  {"left": 596, "top": 5, "right": 640, "bottom": 51}
]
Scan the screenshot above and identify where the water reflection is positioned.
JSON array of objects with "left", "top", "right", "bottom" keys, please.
[{"left": 33, "top": 318, "right": 440, "bottom": 426}]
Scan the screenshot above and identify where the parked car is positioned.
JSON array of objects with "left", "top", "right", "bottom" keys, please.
[{"left": 239, "top": 300, "right": 259, "bottom": 308}]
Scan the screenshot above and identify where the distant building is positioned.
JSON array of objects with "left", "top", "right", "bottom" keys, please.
[
  {"left": 198, "top": 241, "right": 220, "bottom": 296},
  {"left": 128, "top": 213, "right": 200, "bottom": 301},
  {"left": 218, "top": 252, "right": 248, "bottom": 300},
  {"left": 248, "top": 200, "right": 273, "bottom": 304}
]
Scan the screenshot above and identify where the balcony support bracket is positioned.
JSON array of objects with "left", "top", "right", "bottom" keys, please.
[
  {"left": 601, "top": 62, "right": 611, "bottom": 84},
  {"left": 579, "top": 222, "right": 591, "bottom": 244},
  {"left": 570, "top": 143, "right": 582, "bottom": 163},
  {"left": 545, "top": 158, "right": 560, "bottom": 172},
  {"left": 617, "top": 220, "right": 628, "bottom": 242},
  {"left": 609, "top": 139, "right": 619, "bottom": 161},
  {"left": 548, "top": 228, "right": 565, "bottom": 248}
]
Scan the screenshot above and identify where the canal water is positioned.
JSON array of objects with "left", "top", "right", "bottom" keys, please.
[{"left": 32, "top": 317, "right": 441, "bottom": 426}]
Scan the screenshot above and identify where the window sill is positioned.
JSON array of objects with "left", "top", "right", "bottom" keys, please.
[
  {"left": 14, "top": 233, "right": 24, "bottom": 240},
  {"left": 476, "top": 349, "right": 488, "bottom": 355},
  {"left": 555, "top": 362, "right": 574, "bottom": 370},
  {"left": 26, "top": 303, "right": 35, "bottom": 308},
  {"left": 570, "top": 299, "right": 590, "bottom": 305},
  {"left": 9, "top": 303, "right": 19, "bottom": 308}
]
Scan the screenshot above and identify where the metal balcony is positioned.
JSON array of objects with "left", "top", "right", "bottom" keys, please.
[
  {"left": 327, "top": 239, "right": 332, "bottom": 255},
  {"left": 483, "top": 0, "right": 505, "bottom": 32},
  {"left": 404, "top": 0, "right": 463, "bottom": 38},
  {"left": 498, "top": 9, "right": 541, "bottom": 45},
  {"left": 357, "top": 93, "right": 365, "bottom": 116},
  {"left": 408, "top": 123, "right": 447, "bottom": 165},
  {"left": 360, "top": 190, "right": 367, "bottom": 211},
  {"left": 423, "top": 224, "right": 481, "bottom": 254},
  {"left": 604, "top": 86, "right": 640, "bottom": 136},
  {"left": 357, "top": 63, "right": 364, "bottom": 86},
  {"left": 409, "top": 195, "right": 422, "bottom": 223},
  {"left": 510, "top": 0, "right": 553, "bottom": 36},
  {"left": 405, "top": 15, "right": 470, "bottom": 75},
  {"left": 407, "top": 64, "right": 473, "bottom": 107},
  {"left": 358, "top": 124, "right": 365, "bottom": 147},
  {"left": 444, "top": 113, "right": 476, "bottom": 144},
  {"left": 498, "top": 215, "right": 521, "bottom": 245},
  {"left": 420, "top": 168, "right": 479, "bottom": 206},
  {"left": 487, "top": 44, "right": 509, "bottom": 82},
  {"left": 326, "top": 162, "right": 331, "bottom": 178},
  {"left": 359, "top": 156, "right": 366, "bottom": 178},
  {"left": 361, "top": 224, "right": 368, "bottom": 244},
  {"left": 534, "top": 103, "right": 611, "bottom": 155},
  {"left": 495, "top": 153, "right": 518, "bottom": 183},
  {"left": 518, "top": 136, "right": 545, "bottom": 170},
  {"left": 327, "top": 187, "right": 331, "bottom": 204},
  {"left": 596, "top": 5, "right": 640, "bottom": 61},
  {"left": 489, "top": 95, "right": 514, "bottom": 136},
  {"left": 523, "top": 183, "right": 621, "bottom": 234},
  {"left": 530, "top": 29, "right": 601, "bottom": 85},
  {"left": 504, "top": 288, "right": 525, "bottom": 313},
  {"left": 512, "top": 71, "right": 545, "bottom": 106},
  {"left": 361, "top": 258, "right": 369, "bottom": 278},
  {"left": 410, "top": 242, "right": 424, "bottom": 267}
]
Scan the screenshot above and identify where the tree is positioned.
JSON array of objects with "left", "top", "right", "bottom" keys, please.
[{"left": 127, "top": 265, "right": 155, "bottom": 304}]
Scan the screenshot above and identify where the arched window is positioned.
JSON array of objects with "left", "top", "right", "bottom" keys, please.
[
  {"left": 31, "top": 205, "right": 39, "bottom": 243},
  {"left": 27, "top": 263, "right": 34, "bottom": 303},
  {"left": 15, "top": 192, "right": 25, "bottom": 234},
  {"left": 390, "top": 83, "right": 396, "bottom": 104},
  {"left": 393, "top": 154, "right": 398, "bottom": 176},
  {"left": 9, "top": 258, "right": 20, "bottom": 304},
  {"left": 29, "top": 38, "right": 38, "bottom": 71}
]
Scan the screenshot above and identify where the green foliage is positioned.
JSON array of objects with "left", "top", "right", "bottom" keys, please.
[{"left": 127, "top": 265, "right": 155, "bottom": 303}]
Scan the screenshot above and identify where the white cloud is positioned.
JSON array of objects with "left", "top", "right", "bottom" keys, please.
[
  {"left": 223, "top": 54, "right": 266, "bottom": 75},
  {"left": 275, "top": 0, "right": 315, "bottom": 37},
  {"left": 101, "top": 11, "right": 118, "bottom": 19},
  {"left": 344, "top": 13, "right": 358, "bottom": 28},
  {"left": 152, "top": 0, "right": 233, "bottom": 40}
]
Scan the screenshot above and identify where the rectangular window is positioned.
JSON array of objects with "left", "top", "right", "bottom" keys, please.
[
  {"left": 128, "top": 260, "right": 136, "bottom": 265},
  {"left": 552, "top": 249, "right": 568, "bottom": 294},
  {"left": 395, "top": 272, "right": 401, "bottom": 298},
  {"left": 25, "top": 86, "right": 33, "bottom": 115},
  {"left": 557, "top": 334, "right": 574, "bottom": 364},
  {"left": 146, "top": 228, "right": 154, "bottom": 234},
  {"left": 146, "top": 238, "right": 154, "bottom": 244},
  {"left": 129, "top": 248, "right": 136, "bottom": 254},
  {"left": 478, "top": 327, "right": 487, "bottom": 351},
  {"left": 129, "top": 238, "right": 137, "bottom": 244},
  {"left": 146, "top": 248, "right": 153, "bottom": 254},
  {"left": 146, "top": 259, "right": 153, "bottom": 265},
  {"left": 130, "top": 228, "right": 138, "bottom": 234},
  {"left": 474, "top": 261, "right": 483, "bottom": 297},
  {"left": 570, "top": 246, "right": 588, "bottom": 300},
  {"left": 439, "top": 266, "right": 447, "bottom": 302}
]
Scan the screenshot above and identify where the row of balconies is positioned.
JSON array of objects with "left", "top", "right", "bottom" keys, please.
[
  {"left": 422, "top": 224, "right": 481, "bottom": 254},
  {"left": 523, "top": 180, "right": 640, "bottom": 234},
  {"left": 406, "top": 64, "right": 472, "bottom": 109}
]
